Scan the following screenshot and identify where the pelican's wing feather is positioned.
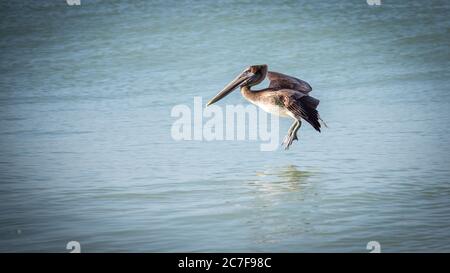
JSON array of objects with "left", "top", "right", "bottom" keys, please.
[
  {"left": 282, "top": 94, "right": 321, "bottom": 132},
  {"left": 267, "top": 71, "right": 312, "bottom": 94}
]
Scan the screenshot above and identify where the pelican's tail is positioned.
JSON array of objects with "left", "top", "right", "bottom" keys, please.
[{"left": 319, "top": 116, "right": 328, "bottom": 128}]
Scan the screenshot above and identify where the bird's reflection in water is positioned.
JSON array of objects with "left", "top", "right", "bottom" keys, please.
[
  {"left": 249, "top": 165, "right": 315, "bottom": 196},
  {"left": 245, "top": 165, "right": 318, "bottom": 245}
]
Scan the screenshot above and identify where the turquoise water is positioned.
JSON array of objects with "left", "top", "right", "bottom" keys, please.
[{"left": 0, "top": 0, "right": 449, "bottom": 252}]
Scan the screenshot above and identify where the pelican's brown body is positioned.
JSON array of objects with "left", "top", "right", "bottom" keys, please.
[{"left": 207, "top": 65, "right": 324, "bottom": 149}]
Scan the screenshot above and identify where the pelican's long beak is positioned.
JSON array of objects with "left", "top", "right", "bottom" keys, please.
[{"left": 206, "top": 70, "right": 254, "bottom": 106}]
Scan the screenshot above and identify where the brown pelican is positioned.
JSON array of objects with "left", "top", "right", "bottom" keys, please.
[{"left": 207, "top": 64, "right": 325, "bottom": 150}]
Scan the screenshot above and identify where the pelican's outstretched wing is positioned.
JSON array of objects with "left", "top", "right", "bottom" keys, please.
[{"left": 267, "top": 71, "right": 312, "bottom": 94}]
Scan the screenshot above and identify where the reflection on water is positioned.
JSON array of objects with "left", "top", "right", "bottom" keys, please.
[
  {"left": 251, "top": 165, "right": 314, "bottom": 195},
  {"left": 245, "top": 165, "right": 319, "bottom": 248}
]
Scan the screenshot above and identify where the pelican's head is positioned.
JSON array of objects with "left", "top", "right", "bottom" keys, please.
[{"left": 206, "top": 64, "right": 268, "bottom": 106}]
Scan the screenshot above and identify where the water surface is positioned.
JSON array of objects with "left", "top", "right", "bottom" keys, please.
[{"left": 0, "top": 0, "right": 449, "bottom": 252}]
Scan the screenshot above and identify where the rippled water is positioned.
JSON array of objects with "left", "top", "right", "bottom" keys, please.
[{"left": 0, "top": 0, "right": 449, "bottom": 252}]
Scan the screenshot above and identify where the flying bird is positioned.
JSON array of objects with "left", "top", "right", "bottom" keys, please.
[{"left": 207, "top": 64, "right": 325, "bottom": 150}]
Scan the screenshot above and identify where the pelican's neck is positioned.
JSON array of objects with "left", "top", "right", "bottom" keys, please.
[{"left": 240, "top": 86, "right": 257, "bottom": 103}]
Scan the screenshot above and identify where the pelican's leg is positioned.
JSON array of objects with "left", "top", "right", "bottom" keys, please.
[
  {"left": 292, "top": 119, "right": 302, "bottom": 141},
  {"left": 282, "top": 120, "right": 297, "bottom": 146},
  {"left": 282, "top": 120, "right": 301, "bottom": 150},
  {"left": 283, "top": 121, "right": 296, "bottom": 142}
]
